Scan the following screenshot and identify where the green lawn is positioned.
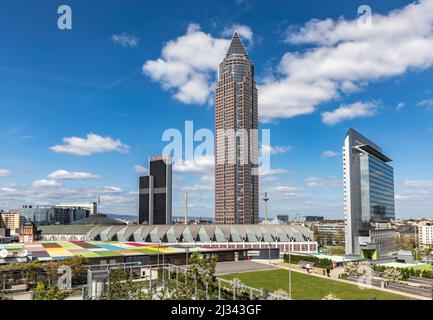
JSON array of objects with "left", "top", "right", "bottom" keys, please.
[
  {"left": 220, "top": 269, "right": 410, "bottom": 300},
  {"left": 410, "top": 264, "right": 432, "bottom": 271}
]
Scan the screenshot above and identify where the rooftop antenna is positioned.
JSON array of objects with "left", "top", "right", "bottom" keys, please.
[
  {"left": 263, "top": 192, "right": 269, "bottom": 223},
  {"left": 97, "top": 196, "right": 101, "bottom": 215}
]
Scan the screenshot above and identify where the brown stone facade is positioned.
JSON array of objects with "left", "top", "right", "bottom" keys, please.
[{"left": 214, "top": 33, "right": 259, "bottom": 225}]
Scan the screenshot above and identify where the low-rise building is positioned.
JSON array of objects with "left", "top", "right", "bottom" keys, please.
[
  {"left": 0, "top": 212, "right": 21, "bottom": 234},
  {"left": 38, "top": 224, "right": 318, "bottom": 254},
  {"left": 19, "top": 222, "right": 38, "bottom": 243},
  {"left": 310, "top": 221, "right": 345, "bottom": 246},
  {"left": 418, "top": 222, "right": 433, "bottom": 247}
]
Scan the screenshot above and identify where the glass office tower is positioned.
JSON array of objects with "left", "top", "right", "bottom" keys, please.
[{"left": 343, "top": 129, "right": 396, "bottom": 259}]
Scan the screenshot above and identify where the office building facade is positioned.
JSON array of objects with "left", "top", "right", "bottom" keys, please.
[
  {"left": 19, "top": 205, "right": 90, "bottom": 226},
  {"left": 214, "top": 32, "right": 259, "bottom": 225},
  {"left": 0, "top": 212, "right": 21, "bottom": 234},
  {"left": 139, "top": 155, "right": 172, "bottom": 225},
  {"left": 343, "top": 129, "right": 396, "bottom": 259},
  {"left": 418, "top": 222, "right": 433, "bottom": 247}
]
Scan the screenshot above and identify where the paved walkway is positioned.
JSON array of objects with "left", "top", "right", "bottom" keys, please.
[
  {"left": 215, "top": 260, "right": 277, "bottom": 275},
  {"left": 256, "top": 261, "right": 430, "bottom": 300}
]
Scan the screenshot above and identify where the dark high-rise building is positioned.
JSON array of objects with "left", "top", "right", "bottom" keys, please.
[
  {"left": 214, "top": 32, "right": 259, "bottom": 224},
  {"left": 139, "top": 155, "right": 172, "bottom": 225}
]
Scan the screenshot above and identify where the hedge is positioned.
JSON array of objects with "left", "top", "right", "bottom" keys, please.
[{"left": 283, "top": 254, "right": 333, "bottom": 269}]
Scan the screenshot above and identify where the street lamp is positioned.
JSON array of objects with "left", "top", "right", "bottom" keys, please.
[
  {"left": 288, "top": 240, "right": 292, "bottom": 299},
  {"left": 268, "top": 242, "right": 271, "bottom": 265}
]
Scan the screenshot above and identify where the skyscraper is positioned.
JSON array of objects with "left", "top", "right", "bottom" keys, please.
[
  {"left": 139, "top": 155, "right": 172, "bottom": 225},
  {"left": 214, "top": 32, "right": 259, "bottom": 224},
  {"left": 343, "top": 129, "right": 396, "bottom": 259}
]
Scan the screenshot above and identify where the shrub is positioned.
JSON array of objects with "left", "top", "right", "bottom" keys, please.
[
  {"left": 338, "top": 273, "right": 349, "bottom": 280},
  {"left": 283, "top": 254, "right": 333, "bottom": 269}
]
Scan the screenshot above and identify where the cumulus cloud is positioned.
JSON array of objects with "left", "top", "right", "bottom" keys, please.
[
  {"left": 50, "top": 133, "right": 129, "bottom": 156},
  {"left": 396, "top": 102, "right": 405, "bottom": 111},
  {"left": 143, "top": 23, "right": 250, "bottom": 105},
  {"left": 321, "top": 150, "right": 339, "bottom": 158},
  {"left": 321, "top": 101, "right": 378, "bottom": 125},
  {"left": 133, "top": 165, "right": 148, "bottom": 174},
  {"left": 403, "top": 179, "right": 433, "bottom": 188},
  {"left": 173, "top": 155, "right": 214, "bottom": 173},
  {"left": 222, "top": 24, "right": 253, "bottom": 43},
  {"left": 305, "top": 176, "right": 341, "bottom": 188},
  {"left": 259, "top": 168, "right": 288, "bottom": 176},
  {"left": 0, "top": 182, "right": 135, "bottom": 215},
  {"left": 417, "top": 98, "right": 433, "bottom": 109},
  {"left": 32, "top": 179, "right": 63, "bottom": 188},
  {"left": 47, "top": 170, "right": 101, "bottom": 180},
  {"left": 111, "top": 33, "right": 139, "bottom": 48},
  {"left": 261, "top": 144, "right": 292, "bottom": 155},
  {"left": 261, "top": 0, "right": 433, "bottom": 121},
  {"left": 0, "top": 169, "right": 11, "bottom": 177}
]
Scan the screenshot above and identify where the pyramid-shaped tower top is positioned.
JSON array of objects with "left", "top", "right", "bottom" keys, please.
[{"left": 227, "top": 32, "right": 248, "bottom": 57}]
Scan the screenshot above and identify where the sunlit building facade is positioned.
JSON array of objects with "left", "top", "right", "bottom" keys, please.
[
  {"left": 343, "top": 129, "right": 396, "bottom": 259},
  {"left": 214, "top": 32, "right": 259, "bottom": 224}
]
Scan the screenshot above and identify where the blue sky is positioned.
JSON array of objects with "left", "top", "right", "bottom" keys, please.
[{"left": 1, "top": 0, "right": 433, "bottom": 219}]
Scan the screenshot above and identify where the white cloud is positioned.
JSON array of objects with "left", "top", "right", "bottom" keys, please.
[
  {"left": 32, "top": 179, "right": 63, "bottom": 188},
  {"left": 50, "top": 133, "right": 129, "bottom": 156},
  {"left": 321, "top": 150, "right": 338, "bottom": 158},
  {"left": 0, "top": 182, "right": 136, "bottom": 215},
  {"left": 47, "top": 170, "right": 101, "bottom": 180},
  {"left": 142, "top": 2, "right": 433, "bottom": 122},
  {"left": 321, "top": 101, "right": 378, "bottom": 125},
  {"left": 133, "top": 165, "right": 148, "bottom": 174},
  {"left": 417, "top": 98, "right": 433, "bottom": 108},
  {"left": 259, "top": 168, "right": 288, "bottom": 176},
  {"left": 173, "top": 155, "right": 214, "bottom": 174},
  {"left": 222, "top": 24, "right": 253, "bottom": 42},
  {"left": 0, "top": 169, "right": 11, "bottom": 177},
  {"left": 305, "top": 176, "right": 341, "bottom": 188},
  {"left": 403, "top": 180, "right": 433, "bottom": 188},
  {"left": 396, "top": 102, "right": 405, "bottom": 111},
  {"left": 143, "top": 23, "right": 251, "bottom": 105},
  {"left": 262, "top": 144, "right": 292, "bottom": 155},
  {"left": 259, "top": 0, "right": 433, "bottom": 121},
  {"left": 111, "top": 33, "right": 139, "bottom": 48}
]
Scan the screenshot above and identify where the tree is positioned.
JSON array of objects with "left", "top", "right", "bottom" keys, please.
[
  {"left": 63, "top": 256, "right": 88, "bottom": 285},
  {"left": 164, "top": 252, "right": 218, "bottom": 300},
  {"left": 268, "top": 289, "right": 291, "bottom": 300},
  {"left": 344, "top": 261, "right": 372, "bottom": 277},
  {"left": 382, "top": 268, "right": 403, "bottom": 284},
  {"left": 322, "top": 293, "right": 340, "bottom": 300},
  {"left": 34, "top": 282, "right": 71, "bottom": 300},
  {"left": 101, "top": 269, "right": 141, "bottom": 300},
  {"left": 42, "top": 262, "right": 60, "bottom": 286},
  {"left": 231, "top": 278, "right": 245, "bottom": 299},
  {"left": 0, "top": 292, "right": 11, "bottom": 300}
]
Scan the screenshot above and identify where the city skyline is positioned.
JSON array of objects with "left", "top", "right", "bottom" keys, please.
[{"left": 1, "top": 0, "right": 433, "bottom": 219}]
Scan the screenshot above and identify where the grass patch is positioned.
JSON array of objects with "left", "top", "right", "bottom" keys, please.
[
  {"left": 220, "top": 269, "right": 410, "bottom": 300},
  {"left": 409, "top": 264, "right": 432, "bottom": 271}
]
